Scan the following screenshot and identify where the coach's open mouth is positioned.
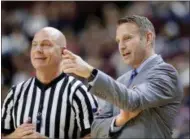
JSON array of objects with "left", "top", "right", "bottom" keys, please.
[{"left": 123, "top": 52, "right": 130, "bottom": 57}]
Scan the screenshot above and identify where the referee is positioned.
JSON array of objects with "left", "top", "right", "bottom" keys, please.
[{"left": 2, "top": 27, "right": 98, "bottom": 139}]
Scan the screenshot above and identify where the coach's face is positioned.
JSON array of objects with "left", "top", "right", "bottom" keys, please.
[
  {"left": 31, "top": 31, "right": 62, "bottom": 71},
  {"left": 116, "top": 22, "right": 146, "bottom": 68}
]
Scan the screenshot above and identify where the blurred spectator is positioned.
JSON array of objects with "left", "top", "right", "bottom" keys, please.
[
  {"left": 8, "top": 27, "right": 29, "bottom": 54},
  {"left": 123, "top": 2, "right": 152, "bottom": 17},
  {"left": 23, "top": 2, "right": 48, "bottom": 38},
  {"left": 78, "top": 15, "right": 104, "bottom": 58},
  {"left": 62, "top": 26, "right": 81, "bottom": 55},
  {"left": 170, "top": 1, "right": 190, "bottom": 22},
  {"left": 102, "top": 3, "right": 120, "bottom": 39},
  {"left": 59, "top": 2, "right": 77, "bottom": 28},
  {"left": 172, "top": 67, "right": 190, "bottom": 139},
  {"left": 46, "top": 2, "right": 61, "bottom": 29},
  {"left": 11, "top": 50, "right": 32, "bottom": 85}
]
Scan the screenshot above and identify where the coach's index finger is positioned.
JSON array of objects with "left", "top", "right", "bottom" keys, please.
[{"left": 63, "top": 49, "right": 76, "bottom": 59}]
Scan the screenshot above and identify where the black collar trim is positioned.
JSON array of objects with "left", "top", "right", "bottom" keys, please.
[{"left": 34, "top": 72, "right": 66, "bottom": 91}]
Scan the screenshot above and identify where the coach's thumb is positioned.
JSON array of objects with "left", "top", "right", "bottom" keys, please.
[{"left": 64, "top": 49, "right": 72, "bottom": 55}]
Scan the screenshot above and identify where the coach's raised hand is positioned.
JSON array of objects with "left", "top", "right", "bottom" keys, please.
[{"left": 61, "top": 49, "right": 94, "bottom": 78}]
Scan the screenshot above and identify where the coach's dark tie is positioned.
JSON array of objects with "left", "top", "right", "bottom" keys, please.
[{"left": 127, "top": 69, "right": 138, "bottom": 87}]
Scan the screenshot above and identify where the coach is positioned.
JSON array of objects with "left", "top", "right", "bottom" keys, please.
[
  {"left": 61, "top": 15, "right": 183, "bottom": 138},
  {"left": 2, "top": 27, "right": 97, "bottom": 138}
]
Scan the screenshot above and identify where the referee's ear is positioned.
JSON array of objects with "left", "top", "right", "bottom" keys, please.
[{"left": 61, "top": 47, "right": 67, "bottom": 55}]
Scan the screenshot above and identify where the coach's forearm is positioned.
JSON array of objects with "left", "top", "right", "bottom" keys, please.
[
  {"left": 90, "top": 70, "right": 135, "bottom": 111},
  {"left": 91, "top": 69, "right": 177, "bottom": 111}
]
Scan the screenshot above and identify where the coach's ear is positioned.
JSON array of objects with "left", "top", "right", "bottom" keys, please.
[{"left": 146, "top": 31, "right": 154, "bottom": 47}]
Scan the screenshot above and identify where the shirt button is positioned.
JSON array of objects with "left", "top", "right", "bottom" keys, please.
[
  {"left": 37, "top": 112, "right": 41, "bottom": 116},
  {"left": 37, "top": 120, "right": 41, "bottom": 124},
  {"left": 39, "top": 105, "right": 43, "bottom": 109}
]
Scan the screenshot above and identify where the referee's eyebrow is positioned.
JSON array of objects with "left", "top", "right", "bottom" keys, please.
[{"left": 32, "top": 41, "right": 38, "bottom": 46}]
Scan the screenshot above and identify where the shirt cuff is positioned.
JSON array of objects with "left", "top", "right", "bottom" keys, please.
[
  {"left": 88, "top": 72, "right": 99, "bottom": 91},
  {"left": 1, "top": 128, "right": 14, "bottom": 135},
  {"left": 88, "top": 72, "right": 98, "bottom": 86},
  {"left": 109, "top": 117, "right": 123, "bottom": 135}
]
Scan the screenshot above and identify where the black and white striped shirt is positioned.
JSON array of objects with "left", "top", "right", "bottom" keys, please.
[{"left": 2, "top": 73, "right": 98, "bottom": 138}]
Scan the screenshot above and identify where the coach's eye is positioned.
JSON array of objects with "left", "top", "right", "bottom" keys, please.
[{"left": 123, "top": 36, "right": 131, "bottom": 41}]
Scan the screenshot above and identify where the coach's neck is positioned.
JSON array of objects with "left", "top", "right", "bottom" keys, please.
[{"left": 132, "top": 49, "right": 155, "bottom": 69}]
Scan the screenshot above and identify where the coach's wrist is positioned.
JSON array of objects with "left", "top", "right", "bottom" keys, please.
[
  {"left": 87, "top": 68, "right": 98, "bottom": 82},
  {"left": 86, "top": 65, "right": 94, "bottom": 79}
]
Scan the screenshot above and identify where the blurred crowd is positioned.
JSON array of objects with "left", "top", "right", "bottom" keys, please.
[{"left": 1, "top": 1, "right": 190, "bottom": 138}]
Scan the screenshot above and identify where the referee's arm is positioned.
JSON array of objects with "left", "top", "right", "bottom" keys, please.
[
  {"left": 72, "top": 85, "right": 98, "bottom": 138},
  {"left": 2, "top": 87, "right": 15, "bottom": 136},
  {"left": 1, "top": 86, "right": 38, "bottom": 138}
]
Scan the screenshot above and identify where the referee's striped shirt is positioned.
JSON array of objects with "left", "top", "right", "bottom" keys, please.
[{"left": 2, "top": 73, "right": 98, "bottom": 138}]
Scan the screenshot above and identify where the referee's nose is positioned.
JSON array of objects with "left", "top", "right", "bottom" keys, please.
[{"left": 35, "top": 45, "right": 43, "bottom": 53}]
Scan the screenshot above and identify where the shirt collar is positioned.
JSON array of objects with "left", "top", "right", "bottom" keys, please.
[
  {"left": 35, "top": 72, "right": 66, "bottom": 90},
  {"left": 136, "top": 54, "right": 157, "bottom": 73}
]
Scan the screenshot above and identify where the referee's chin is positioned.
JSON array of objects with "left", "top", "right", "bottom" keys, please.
[{"left": 32, "top": 63, "right": 49, "bottom": 70}]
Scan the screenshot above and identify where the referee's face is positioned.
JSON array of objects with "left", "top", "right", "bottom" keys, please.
[{"left": 31, "top": 31, "right": 62, "bottom": 71}]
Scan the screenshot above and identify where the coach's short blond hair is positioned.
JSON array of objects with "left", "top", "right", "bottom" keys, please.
[{"left": 117, "top": 15, "right": 156, "bottom": 46}]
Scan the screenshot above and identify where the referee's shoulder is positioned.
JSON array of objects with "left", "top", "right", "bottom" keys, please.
[
  {"left": 9, "top": 77, "right": 34, "bottom": 96},
  {"left": 67, "top": 74, "right": 87, "bottom": 89},
  {"left": 67, "top": 75, "right": 88, "bottom": 102},
  {"left": 14, "top": 77, "right": 34, "bottom": 88}
]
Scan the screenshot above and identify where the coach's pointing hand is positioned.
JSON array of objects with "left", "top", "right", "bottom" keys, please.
[{"left": 61, "top": 49, "right": 94, "bottom": 78}]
